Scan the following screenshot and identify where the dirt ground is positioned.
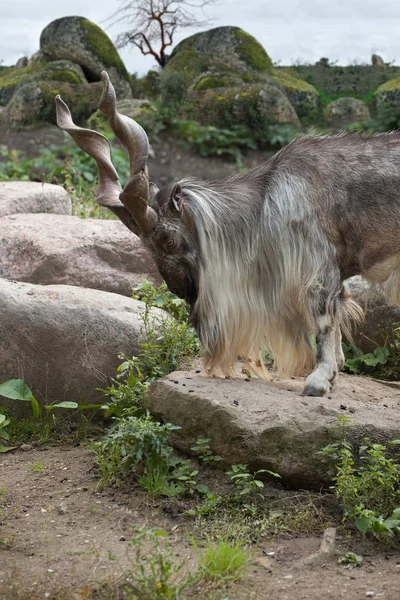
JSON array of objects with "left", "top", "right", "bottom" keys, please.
[{"left": 1, "top": 444, "right": 400, "bottom": 600}]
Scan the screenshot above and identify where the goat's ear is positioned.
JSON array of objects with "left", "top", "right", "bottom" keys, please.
[{"left": 169, "top": 184, "right": 182, "bottom": 215}]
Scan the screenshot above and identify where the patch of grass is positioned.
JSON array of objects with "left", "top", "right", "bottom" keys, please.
[
  {"left": 29, "top": 460, "right": 44, "bottom": 473},
  {"left": 196, "top": 538, "right": 250, "bottom": 586}
]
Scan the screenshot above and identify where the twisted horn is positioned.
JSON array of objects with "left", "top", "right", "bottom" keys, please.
[
  {"left": 55, "top": 95, "right": 140, "bottom": 234},
  {"left": 98, "top": 71, "right": 157, "bottom": 234},
  {"left": 55, "top": 72, "right": 158, "bottom": 235}
]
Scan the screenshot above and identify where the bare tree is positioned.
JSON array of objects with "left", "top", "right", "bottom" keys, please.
[{"left": 108, "top": 0, "right": 215, "bottom": 68}]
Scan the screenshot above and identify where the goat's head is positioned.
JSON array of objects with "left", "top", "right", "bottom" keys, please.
[{"left": 55, "top": 72, "right": 199, "bottom": 309}]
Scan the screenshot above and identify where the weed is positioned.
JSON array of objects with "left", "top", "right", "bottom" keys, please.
[
  {"left": 342, "top": 331, "right": 400, "bottom": 381},
  {"left": 338, "top": 552, "right": 363, "bottom": 569},
  {"left": 195, "top": 538, "right": 250, "bottom": 585},
  {"left": 227, "top": 464, "right": 280, "bottom": 500},
  {"left": 30, "top": 460, "right": 44, "bottom": 473},
  {"left": 0, "top": 414, "right": 12, "bottom": 452},
  {"left": 321, "top": 427, "right": 400, "bottom": 540},
  {"left": 93, "top": 413, "right": 178, "bottom": 482},
  {"left": 95, "top": 281, "right": 201, "bottom": 489},
  {"left": 190, "top": 438, "right": 223, "bottom": 464},
  {"left": 124, "top": 526, "right": 194, "bottom": 599}
]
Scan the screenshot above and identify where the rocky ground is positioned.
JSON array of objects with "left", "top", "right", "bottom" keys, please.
[{"left": 1, "top": 443, "right": 400, "bottom": 600}]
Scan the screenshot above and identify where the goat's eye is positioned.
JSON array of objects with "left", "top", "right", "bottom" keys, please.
[{"left": 166, "top": 239, "right": 175, "bottom": 248}]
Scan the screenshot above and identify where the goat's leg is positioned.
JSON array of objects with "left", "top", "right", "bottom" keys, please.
[
  {"left": 302, "top": 314, "right": 340, "bottom": 397},
  {"left": 335, "top": 324, "right": 345, "bottom": 371}
]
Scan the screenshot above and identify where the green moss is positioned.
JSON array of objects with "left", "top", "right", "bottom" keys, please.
[
  {"left": 271, "top": 70, "right": 317, "bottom": 93},
  {"left": 0, "top": 62, "right": 86, "bottom": 105},
  {"left": 376, "top": 77, "right": 400, "bottom": 93},
  {"left": 234, "top": 29, "right": 273, "bottom": 72},
  {"left": 80, "top": 18, "right": 129, "bottom": 80},
  {"left": 165, "top": 50, "right": 207, "bottom": 79},
  {"left": 194, "top": 75, "right": 236, "bottom": 92},
  {"left": 46, "top": 70, "right": 82, "bottom": 84},
  {"left": 7, "top": 80, "right": 102, "bottom": 127}
]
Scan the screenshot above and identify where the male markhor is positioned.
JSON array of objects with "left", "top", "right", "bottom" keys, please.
[{"left": 55, "top": 72, "right": 400, "bottom": 397}]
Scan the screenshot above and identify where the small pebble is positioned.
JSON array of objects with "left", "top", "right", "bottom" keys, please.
[
  {"left": 119, "top": 536, "right": 126, "bottom": 541},
  {"left": 365, "top": 593, "right": 375, "bottom": 598},
  {"left": 20, "top": 444, "right": 32, "bottom": 452},
  {"left": 58, "top": 503, "right": 67, "bottom": 515}
]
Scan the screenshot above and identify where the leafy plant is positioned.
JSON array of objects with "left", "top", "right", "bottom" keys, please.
[
  {"left": 342, "top": 331, "right": 400, "bottom": 381},
  {"left": 0, "top": 414, "right": 12, "bottom": 453},
  {"left": 227, "top": 464, "right": 281, "bottom": 499},
  {"left": 321, "top": 431, "right": 400, "bottom": 540},
  {"left": 338, "top": 552, "right": 363, "bottom": 569},
  {"left": 124, "top": 527, "right": 193, "bottom": 599},
  {"left": 0, "top": 379, "right": 41, "bottom": 420},
  {"left": 190, "top": 438, "right": 223, "bottom": 463}
]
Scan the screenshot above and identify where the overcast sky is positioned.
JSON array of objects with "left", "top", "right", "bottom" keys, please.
[{"left": 2, "top": 0, "right": 400, "bottom": 74}]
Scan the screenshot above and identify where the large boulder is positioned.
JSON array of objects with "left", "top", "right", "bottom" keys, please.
[
  {"left": 324, "top": 98, "right": 371, "bottom": 126},
  {"left": 166, "top": 26, "right": 274, "bottom": 78},
  {"left": 0, "top": 182, "right": 72, "bottom": 217},
  {"left": 267, "top": 70, "right": 320, "bottom": 120},
  {"left": 5, "top": 80, "right": 103, "bottom": 127},
  {"left": 0, "top": 280, "right": 165, "bottom": 408},
  {"left": 347, "top": 276, "right": 400, "bottom": 352},
  {"left": 0, "top": 213, "right": 161, "bottom": 295},
  {"left": 0, "top": 60, "right": 87, "bottom": 106},
  {"left": 146, "top": 367, "right": 400, "bottom": 489},
  {"left": 374, "top": 77, "right": 400, "bottom": 115},
  {"left": 165, "top": 26, "right": 319, "bottom": 125},
  {"left": 40, "top": 17, "right": 132, "bottom": 99},
  {"left": 185, "top": 83, "right": 300, "bottom": 128}
]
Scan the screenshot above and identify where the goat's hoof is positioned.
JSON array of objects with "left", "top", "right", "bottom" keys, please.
[{"left": 301, "top": 385, "right": 327, "bottom": 397}]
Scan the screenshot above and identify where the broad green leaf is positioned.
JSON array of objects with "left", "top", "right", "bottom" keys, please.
[
  {"left": 355, "top": 516, "right": 370, "bottom": 536},
  {"left": 0, "top": 445, "right": 17, "bottom": 453},
  {"left": 46, "top": 401, "right": 79, "bottom": 410},
  {"left": 0, "top": 414, "right": 6, "bottom": 425},
  {"left": 0, "top": 430, "right": 10, "bottom": 441},
  {"left": 0, "top": 379, "right": 32, "bottom": 401}
]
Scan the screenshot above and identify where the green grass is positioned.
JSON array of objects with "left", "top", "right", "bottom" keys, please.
[
  {"left": 196, "top": 538, "right": 250, "bottom": 585},
  {"left": 29, "top": 460, "right": 44, "bottom": 473}
]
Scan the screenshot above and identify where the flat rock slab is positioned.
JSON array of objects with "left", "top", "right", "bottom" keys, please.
[
  {"left": 0, "top": 213, "right": 161, "bottom": 295},
  {"left": 146, "top": 368, "right": 400, "bottom": 489},
  {"left": 0, "top": 181, "right": 71, "bottom": 216},
  {"left": 0, "top": 279, "right": 164, "bottom": 409}
]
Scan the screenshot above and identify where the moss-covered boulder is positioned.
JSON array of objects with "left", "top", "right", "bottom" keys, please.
[
  {"left": 0, "top": 60, "right": 87, "bottom": 106},
  {"left": 40, "top": 16, "right": 132, "bottom": 99},
  {"left": 5, "top": 81, "right": 102, "bottom": 128},
  {"left": 324, "top": 97, "right": 371, "bottom": 126},
  {"left": 184, "top": 83, "right": 300, "bottom": 129},
  {"left": 164, "top": 26, "right": 318, "bottom": 125},
  {"left": 269, "top": 71, "right": 319, "bottom": 120},
  {"left": 166, "top": 26, "right": 273, "bottom": 80},
  {"left": 374, "top": 77, "right": 400, "bottom": 115}
]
